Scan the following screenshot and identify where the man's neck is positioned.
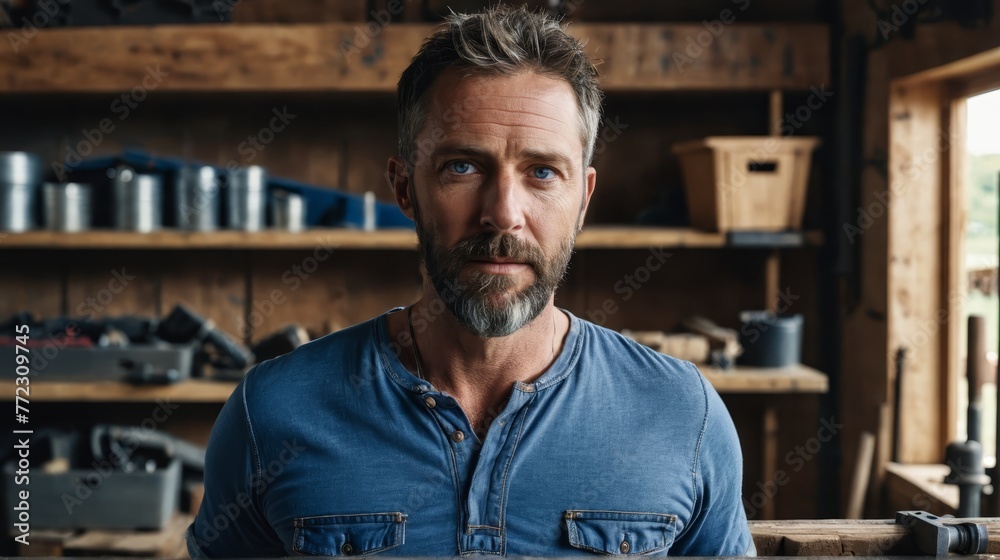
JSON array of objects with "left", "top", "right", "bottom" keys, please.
[{"left": 394, "top": 291, "right": 571, "bottom": 434}]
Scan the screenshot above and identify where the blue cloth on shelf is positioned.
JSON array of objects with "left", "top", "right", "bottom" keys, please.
[{"left": 66, "top": 149, "right": 413, "bottom": 230}]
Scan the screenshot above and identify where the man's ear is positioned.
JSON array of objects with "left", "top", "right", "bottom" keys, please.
[
  {"left": 387, "top": 156, "right": 415, "bottom": 221},
  {"left": 577, "top": 166, "right": 597, "bottom": 232}
]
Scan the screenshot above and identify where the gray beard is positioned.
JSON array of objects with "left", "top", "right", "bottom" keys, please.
[{"left": 417, "top": 226, "right": 574, "bottom": 338}]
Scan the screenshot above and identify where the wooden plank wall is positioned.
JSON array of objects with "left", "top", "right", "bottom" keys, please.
[{"left": 0, "top": 0, "right": 832, "bottom": 520}]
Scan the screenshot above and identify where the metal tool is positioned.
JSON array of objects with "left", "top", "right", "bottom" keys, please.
[
  {"left": 895, "top": 511, "right": 988, "bottom": 556},
  {"left": 156, "top": 304, "right": 253, "bottom": 370},
  {"left": 943, "top": 315, "right": 991, "bottom": 517}
]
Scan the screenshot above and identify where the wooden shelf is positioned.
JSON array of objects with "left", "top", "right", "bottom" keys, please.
[
  {"left": 0, "top": 23, "right": 828, "bottom": 94},
  {"left": 0, "top": 378, "right": 238, "bottom": 403},
  {"left": 0, "top": 227, "right": 823, "bottom": 250},
  {"left": 1, "top": 363, "right": 826, "bottom": 402},
  {"left": 702, "top": 364, "right": 829, "bottom": 394}
]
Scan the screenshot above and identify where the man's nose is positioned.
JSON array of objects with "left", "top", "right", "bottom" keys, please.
[{"left": 479, "top": 170, "right": 526, "bottom": 233}]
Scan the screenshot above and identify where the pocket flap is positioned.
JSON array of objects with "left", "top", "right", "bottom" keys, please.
[
  {"left": 293, "top": 512, "right": 407, "bottom": 556},
  {"left": 564, "top": 510, "right": 677, "bottom": 555}
]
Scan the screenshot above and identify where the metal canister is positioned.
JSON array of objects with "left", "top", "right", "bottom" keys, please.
[
  {"left": 0, "top": 151, "right": 43, "bottom": 232},
  {"left": 113, "top": 167, "right": 162, "bottom": 232},
  {"left": 176, "top": 165, "right": 220, "bottom": 231},
  {"left": 227, "top": 166, "right": 267, "bottom": 231},
  {"left": 271, "top": 190, "right": 306, "bottom": 232},
  {"left": 43, "top": 182, "right": 91, "bottom": 232}
]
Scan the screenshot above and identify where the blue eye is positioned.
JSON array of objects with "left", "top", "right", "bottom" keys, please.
[
  {"left": 448, "top": 161, "right": 475, "bottom": 174},
  {"left": 533, "top": 167, "right": 555, "bottom": 180}
]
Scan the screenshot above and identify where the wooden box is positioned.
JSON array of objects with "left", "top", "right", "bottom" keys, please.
[{"left": 672, "top": 136, "right": 820, "bottom": 232}]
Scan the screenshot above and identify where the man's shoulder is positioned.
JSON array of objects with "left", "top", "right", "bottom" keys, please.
[
  {"left": 575, "top": 315, "right": 708, "bottom": 394},
  {"left": 243, "top": 314, "right": 383, "bottom": 396}
]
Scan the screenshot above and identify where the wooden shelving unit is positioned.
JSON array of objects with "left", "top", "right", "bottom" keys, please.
[
  {"left": 0, "top": 226, "right": 824, "bottom": 250},
  {"left": 0, "top": 378, "right": 238, "bottom": 402},
  {"left": 0, "top": 19, "right": 833, "bottom": 523}
]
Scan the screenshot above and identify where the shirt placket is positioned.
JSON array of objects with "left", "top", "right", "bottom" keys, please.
[{"left": 417, "top": 382, "right": 536, "bottom": 555}]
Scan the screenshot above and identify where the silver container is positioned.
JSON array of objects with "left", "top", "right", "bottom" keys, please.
[
  {"left": 0, "top": 152, "right": 43, "bottom": 232},
  {"left": 363, "top": 190, "right": 377, "bottom": 232},
  {"left": 0, "top": 152, "right": 42, "bottom": 185},
  {"left": 113, "top": 168, "right": 162, "bottom": 232},
  {"left": 228, "top": 166, "right": 267, "bottom": 231},
  {"left": 43, "top": 183, "right": 91, "bottom": 232},
  {"left": 0, "top": 184, "right": 37, "bottom": 232},
  {"left": 176, "top": 166, "right": 220, "bottom": 231},
  {"left": 271, "top": 190, "right": 306, "bottom": 232}
]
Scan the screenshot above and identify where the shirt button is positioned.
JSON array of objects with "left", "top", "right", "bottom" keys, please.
[
  {"left": 342, "top": 543, "right": 354, "bottom": 555},
  {"left": 424, "top": 396, "right": 436, "bottom": 409},
  {"left": 451, "top": 430, "right": 465, "bottom": 443},
  {"left": 619, "top": 540, "right": 630, "bottom": 554}
]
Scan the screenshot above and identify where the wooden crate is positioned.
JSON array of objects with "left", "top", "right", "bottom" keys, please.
[{"left": 672, "top": 136, "right": 820, "bottom": 232}]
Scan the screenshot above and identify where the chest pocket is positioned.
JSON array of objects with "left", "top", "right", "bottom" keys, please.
[
  {"left": 292, "top": 512, "right": 407, "bottom": 556},
  {"left": 564, "top": 510, "right": 677, "bottom": 556}
]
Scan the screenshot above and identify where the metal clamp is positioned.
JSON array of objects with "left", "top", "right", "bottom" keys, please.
[{"left": 895, "top": 511, "right": 988, "bottom": 556}]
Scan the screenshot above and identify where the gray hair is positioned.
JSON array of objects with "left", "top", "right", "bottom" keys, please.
[{"left": 396, "top": 6, "right": 604, "bottom": 169}]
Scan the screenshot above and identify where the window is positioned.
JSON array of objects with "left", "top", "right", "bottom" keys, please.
[{"left": 955, "top": 88, "right": 1000, "bottom": 460}]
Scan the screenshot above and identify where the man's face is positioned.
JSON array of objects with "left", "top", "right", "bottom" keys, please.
[{"left": 394, "top": 70, "right": 596, "bottom": 337}]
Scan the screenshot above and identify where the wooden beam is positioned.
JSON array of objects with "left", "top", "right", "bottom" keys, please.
[
  {"left": 750, "top": 516, "right": 1000, "bottom": 556},
  {"left": 0, "top": 379, "right": 238, "bottom": 402},
  {"left": 887, "top": 79, "right": 949, "bottom": 463},
  {"left": 0, "top": 23, "right": 829, "bottom": 94},
  {"left": 0, "top": 227, "right": 825, "bottom": 250}
]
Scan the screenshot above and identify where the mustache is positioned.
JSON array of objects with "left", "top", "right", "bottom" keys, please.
[{"left": 450, "top": 233, "right": 544, "bottom": 268}]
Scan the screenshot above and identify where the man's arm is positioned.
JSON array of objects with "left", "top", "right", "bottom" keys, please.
[
  {"left": 671, "top": 368, "right": 756, "bottom": 556},
  {"left": 187, "top": 368, "right": 286, "bottom": 557}
]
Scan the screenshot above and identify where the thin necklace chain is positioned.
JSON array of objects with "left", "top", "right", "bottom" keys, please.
[{"left": 407, "top": 305, "right": 427, "bottom": 381}]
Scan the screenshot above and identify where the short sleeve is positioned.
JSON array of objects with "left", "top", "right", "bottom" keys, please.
[
  {"left": 187, "top": 369, "right": 286, "bottom": 557},
  {"left": 671, "top": 367, "right": 755, "bottom": 556}
]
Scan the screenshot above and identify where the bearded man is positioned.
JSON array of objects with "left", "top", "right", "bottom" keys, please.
[{"left": 188, "top": 6, "right": 754, "bottom": 557}]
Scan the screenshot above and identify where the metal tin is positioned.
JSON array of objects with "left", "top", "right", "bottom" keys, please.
[
  {"left": 43, "top": 182, "right": 91, "bottom": 232},
  {"left": 113, "top": 168, "right": 162, "bottom": 232},
  {"left": 0, "top": 152, "right": 43, "bottom": 232},
  {"left": 227, "top": 166, "right": 267, "bottom": 231},
  {"left": 0, "top": 183, "right": 37, "bottom": 232},
  {"left": 176, "top": 166, "right": 220, "bottom": 231},
  {"left": 0, "top": 152, "right": 42, "bottom": 186},
  {"left": 271, "top": 190, "right": 306, "bottom": 232}
]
